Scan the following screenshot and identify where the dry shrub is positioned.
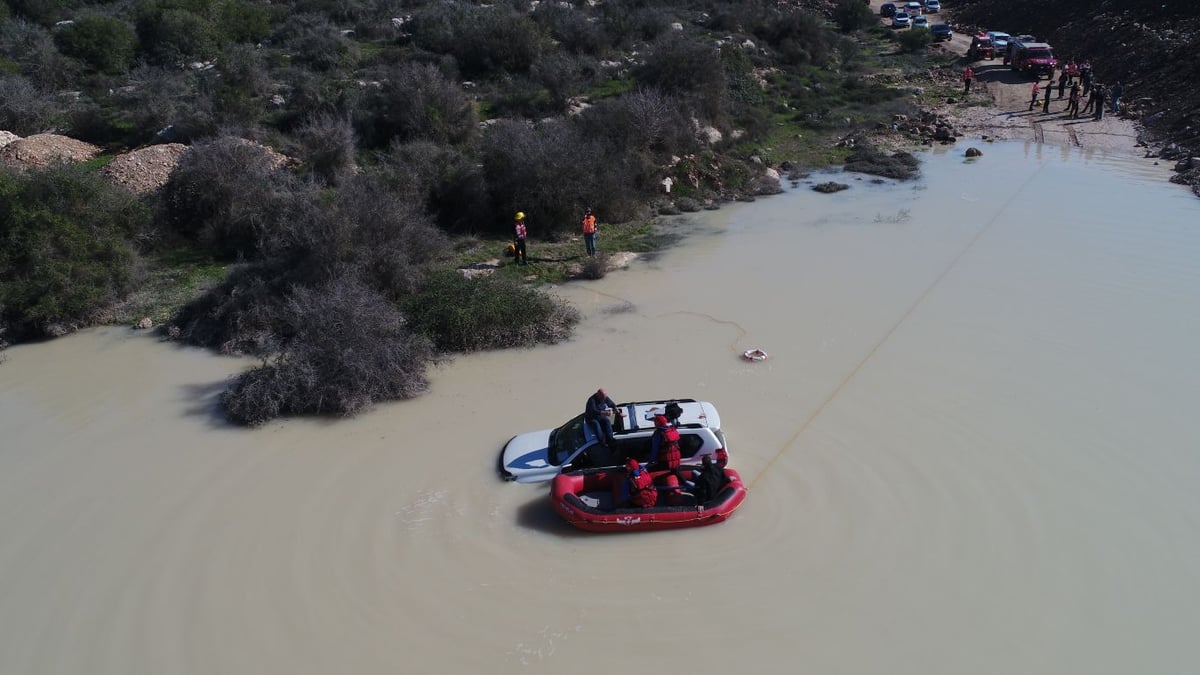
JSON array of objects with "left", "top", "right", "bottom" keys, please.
[{"left": 221, "top": 279, "right": 435, "bottom": 425}]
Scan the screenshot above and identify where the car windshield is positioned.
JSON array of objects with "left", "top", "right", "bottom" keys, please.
[
  {"left": 1027, "top": 49, "right": 1053, "bottom": 59},
  {"left": 549, "top": 414, "right": 588, "bottom": 465}
]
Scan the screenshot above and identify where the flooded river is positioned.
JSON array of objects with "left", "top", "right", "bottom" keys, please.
[{"left": 2, "top": 141, "right": 1199, "bottom": 674}]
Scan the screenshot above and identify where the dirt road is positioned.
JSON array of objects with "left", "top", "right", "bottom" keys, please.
[{"left": 867, "top": 1, "right": 1146, "bottom": 155}]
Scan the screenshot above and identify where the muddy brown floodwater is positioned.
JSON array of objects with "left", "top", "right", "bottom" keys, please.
[{"left": 2, "top": 141, "right": 1199, "bottom": 675}]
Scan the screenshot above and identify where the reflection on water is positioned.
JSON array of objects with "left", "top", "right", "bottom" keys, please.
[{"left": 1, "top": 142, "right": 1199, "bottom": 675}]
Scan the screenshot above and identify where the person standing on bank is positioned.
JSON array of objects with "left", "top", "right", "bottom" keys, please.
[
  {"left": 1058, "top": 70, "right": 1068, "bottom": 99},
  {"left": 1028, "top": 80, "right": 1040, "bottom": 111},
  {"left": 1067, "top": 82, "right": 1081, "bottom": 119},
  {"left": 1110, "top": 81, "right": 1123, "bottom": 114},
  {"left": 581, "top": 207, "right": 598, "bottom": 257},
  {"left": 1042, "top": 79, "right": 1053, "bottom": 113},
  {"left": 963, "top": 66, "right": 974, "bottom": 94},
  {"left": 513, "top": 211, "right": 528, "bottom": 265},
  {"left": 1092, "top": 85, "right": 1106, "bottom": 121}
]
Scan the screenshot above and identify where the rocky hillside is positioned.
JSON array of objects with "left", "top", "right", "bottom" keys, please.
[{"left": 949, "top": 0, "right": 1200, "bottom": 158}]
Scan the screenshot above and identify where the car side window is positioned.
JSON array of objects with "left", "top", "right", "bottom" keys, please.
[{"left": 679, "top": 434, "right": 704, "bottom": 459}]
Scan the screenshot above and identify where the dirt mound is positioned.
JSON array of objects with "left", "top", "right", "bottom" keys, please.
[
  {"left": 0, "top": 131, "right": 18, "bottom": 149},
  {"left": 0, "top": 133, "right": 101, "bottom": 168},
  {"left": 233, "top": 138, "right": 295, "bottom": 170},
  {"left": 101, "top": 144, "right": 189, "bottom": 196}
]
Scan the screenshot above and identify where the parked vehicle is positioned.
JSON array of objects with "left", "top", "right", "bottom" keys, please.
[
  {"left": 880, "top": 2, "right": 897, "bottom": 17},
  {"left": 499, "top": 398, "right": 728, "bottom": 483},
  {"left": 924, "top": 0, "right": 942, "bottom": 12},
  {"left": 931, "top": 23, "right": 954, "bottom": 41},
  {"left": 1009, "top": 41, "right": 1057, "bottom": 78},
  {"left": 891, "top": 10, "right": 911, "bottom": 27},
  {"left": 967, "top": 33, "right": 994, "bottom": 60},
  {"left": 987, "top": 31, "right": 1012, "bottom": 54},
  {"left": 904, "top": 1, "right": 923, "bottom": 15},
  {"left": 912, "top": 15, "right": 929, "bottom": 29}
]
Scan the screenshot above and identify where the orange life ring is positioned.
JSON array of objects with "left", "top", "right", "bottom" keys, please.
[{"left": 742, "top": 348, "right": 768, "bottom": 362}]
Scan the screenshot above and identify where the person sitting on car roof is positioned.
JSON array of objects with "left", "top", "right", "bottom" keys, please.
[{"left": 585, "top": 388, "right": 623, "bottom": 445}]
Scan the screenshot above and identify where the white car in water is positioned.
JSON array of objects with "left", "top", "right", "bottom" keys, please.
[{"left": 499, "top": 398, "right": 727, "bottom": 483}]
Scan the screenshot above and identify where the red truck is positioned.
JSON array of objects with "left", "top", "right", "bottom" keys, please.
[{"left": 1009, "top": 41, "right": 1057, "bottom": 79}]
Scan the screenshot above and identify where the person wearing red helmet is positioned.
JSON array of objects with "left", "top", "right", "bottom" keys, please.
[
  {"left": 649, "top": 414, "right": 681, "bottom": 472},
  {"left": 624, "top": 458, "right": 657, "bottom": 508}
]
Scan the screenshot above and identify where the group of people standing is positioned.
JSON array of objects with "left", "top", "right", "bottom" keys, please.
[
  {"left": 1035, "top": 60, "right": 1123, "bottom": 121},
  {"left": 962, "top": 58, "right": 1124, "bottom": 122},
  {"left": 510, "top": 207, "right": 601, "bottom": 265},
  {"left": 583, "top": 388, "right": 729, "bottom": 509}
]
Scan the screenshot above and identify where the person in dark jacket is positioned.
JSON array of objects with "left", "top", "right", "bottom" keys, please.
[
  {"left": 689, "top": 454, "right": 728, "bottom": 504},
  {"left": 1092, "top": 85, "right": 1106, "bottom": 120},
  {"left": 1057, "top": 70, "right": 1068, "bottom": 99},
  {"left": 1042, "top": 80, "right": 1053, "bottom": 113},
  {"left": 585, "top": 388, "right": 623, "bottom": 445}
]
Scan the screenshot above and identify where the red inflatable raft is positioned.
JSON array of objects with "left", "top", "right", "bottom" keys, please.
[{"left": 550, "top": 466, "right": 747, "bottom": 533}]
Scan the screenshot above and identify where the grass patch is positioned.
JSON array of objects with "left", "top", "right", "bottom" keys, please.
[
  {"left": 108, "top": 248, "right": 230, "bottom": 325},
  {"left": 448, "top": 218, "right": 661, "bottom": 284}
]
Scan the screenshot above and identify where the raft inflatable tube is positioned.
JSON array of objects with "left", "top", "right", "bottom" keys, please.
[
  {"left": 742, "top": 348, "right": 768, "bottom": 362},
  {"left": 551, "top": 467, "right": 747, "bottom": 533}
]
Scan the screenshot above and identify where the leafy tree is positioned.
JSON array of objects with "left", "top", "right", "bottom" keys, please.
[
  {"left": 216, "top": 0, "right": 270, "bottom": 43},
  {"left": 54, "top": 14, "right": 137, "bottom": 75},
  {"left": 137, "top": 4, "right": 219, "bottom": 65},
  {"left": 832, "top": 0, "right": 878, "bottom": 33},
  {"left": 0, "top": 164, "right": 149, "bottom": 340}
]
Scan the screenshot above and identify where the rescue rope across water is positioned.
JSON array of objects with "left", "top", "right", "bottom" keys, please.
[{"left": 748, "top": 161, "right": 1051, "bottom": 490}]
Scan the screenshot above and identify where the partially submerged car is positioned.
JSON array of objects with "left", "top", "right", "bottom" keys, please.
[{"left": 499, "top": 398, "right": 727, "bottom": 483}]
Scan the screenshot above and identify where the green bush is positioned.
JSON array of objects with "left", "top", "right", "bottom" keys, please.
[
  {"left": 411, "top": 2, "right": 544, "bottom": 76},
  {"left": 898, "top": 27, "right": 933, "bottom": 53},
  {"left": 0, "top": 164, "right": 149, "bottom": 340},
  {"left": 216, "top": 0, "right": 270, "bottom": 43},
  {"left": 54, "top": 14, "right": 137, "bottom": 75},
  {"left": 832, "top": 0, "right": 877, "bottom": 33},
  {"left": 402, "top": 270, "right": 579, "bottom": 353},
  {"left": 137, "top": 5, "right": 219, "bottom": 64}
]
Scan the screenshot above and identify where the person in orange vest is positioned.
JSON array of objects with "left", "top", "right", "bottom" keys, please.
[
  {"left": 513, "top": 211, "right": 528, "bottom": 265},
  {"left": 581, "top": 207, "right": 597, "bottom": 257},
  {"left": 963, "top": 66, "right": 974, "bottom": 94}
]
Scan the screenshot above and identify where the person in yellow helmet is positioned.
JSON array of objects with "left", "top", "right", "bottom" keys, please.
[{"left": 513, "top": 211, "right": 528, "bottom": 265}]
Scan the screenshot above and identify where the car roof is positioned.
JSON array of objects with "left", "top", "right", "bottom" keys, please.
[
  {"left": 1020, "top": 42, "right": 1052, "bottom": 49},
  {"left": 614, "top": 399, "right": 715, "bottom": 435}
]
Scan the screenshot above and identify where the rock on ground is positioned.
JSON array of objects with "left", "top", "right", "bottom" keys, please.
[
  {"left": 0, "top": 133, "right": 101, "bottom": 168},
  {"left": 0, "top": 130, "right": 19, "bottom": 149},
  {"left": 101, "top": 144, "right": 189, "bottom": 196}
]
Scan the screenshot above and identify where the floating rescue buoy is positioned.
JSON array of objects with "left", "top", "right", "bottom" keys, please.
[{"left": 742, "top": 348, "right": 768, "bottom": 362}]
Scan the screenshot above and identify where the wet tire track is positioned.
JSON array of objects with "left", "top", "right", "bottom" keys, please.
[{"left": 1032, "top": 121, "right": 1045, "bottom": 144}]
